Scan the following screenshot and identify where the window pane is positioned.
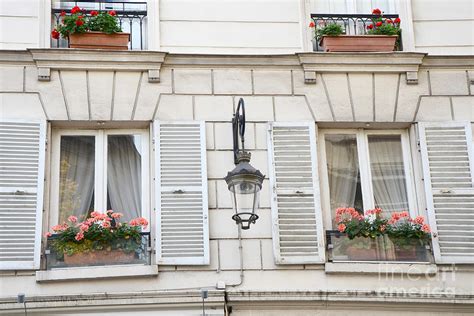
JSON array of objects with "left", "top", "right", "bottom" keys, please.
[
  {"left": 59, "top": 136, "right": 95, "bottom": 223},
  {"left": 107, "top": 135, "right": 142, "bottom": 221},
  {"left": 368, "top": 135, "right": 409, "bottom": 214},
  {"left": 325, "top": 134, "right": 363, "bottom": 226}
]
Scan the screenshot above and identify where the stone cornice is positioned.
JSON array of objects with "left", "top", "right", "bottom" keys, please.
[
  {"left": 0, "top": 50, "right": 34, "bottom": 65},
  {"left": 297, "top": 52, "right": 426, "bottom": 84},
  {"left": 421, "top": 55, "right": 474, "bottom": 69},
  {"left": 226, "top": 290, "right": 474, "bottom": 309},
  {"left": 1, "top": 49, "right": 472, "bottom": 86},
  {"left": 27, "top": 48, "right": 167, "bottom": 82},
  {"left": 0, "top": 289, "right": 225, "bottom": 313},
  {"left": 164, "top": 53, "right": 300, "bottom": 68}
]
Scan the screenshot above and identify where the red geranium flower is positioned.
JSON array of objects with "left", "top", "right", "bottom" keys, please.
[
  {"left": 75, "top": 19, "right": 84, "bottom": 26},
  {"left": 376, "top": 21, "right": 383, "bottom": 27},
  {"left": 71, "top": 6, "right": 81, "bottom": 14},
  {"left": 51, "top": 29, "right": 60, "bottom": 39},
  {"left": 60, "top": 11, "right": 66, "bottom": 16},
  {"left": 109, "top": 10, "right": 116, "bottom": 16},
  {"left": 372, "top": 8, "right": 382, "bottom": 15},
  {"left": 394, "top": 17, "right": 401, "bottom": 24},
  {"left": 309, "top": 21, "right": 315, "bottom": 28},
  {"left": 386, "top": 19, "right": 393, "bottom": 24},
  {"left": 77, "top": 15, "right": 84, "bottom": 19},
  {"left": 367, "top": 24, "right": 373, "bottom": 29},
  {"left": 90, "top": 10, "right": 99, "bottom": 16}
]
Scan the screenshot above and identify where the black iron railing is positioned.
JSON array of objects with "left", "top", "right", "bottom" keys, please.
[
  {"left": 310, "top": 13, "right": 402, "bottom": 51},
  {"left": 52, "top": 0, "right": 147, "bottom": 50}
]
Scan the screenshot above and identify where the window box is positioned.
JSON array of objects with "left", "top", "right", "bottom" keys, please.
[
  {"left": 327, "top": 231, "right": 433, "bottom": 263},
  {"left": 69, "top": 32, "right": 130, "bottom": 50},
  {"left": 45, "top": 232, "right": 151, "bottom": 269},
  {"left": 320, "top": 35, "right": 398, "bottom": 52}
]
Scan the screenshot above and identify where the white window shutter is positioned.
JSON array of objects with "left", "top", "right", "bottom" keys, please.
[
  {"left": 0, "top": 120, "right": 46, "bottom": 270},
  {"left": 267, "top": 122, "right": 325, "bottom": 264},
  {"left": 418, "top": 122, "right": 474, "bottom": 263},
  {"left": 154, "top": 121, "right": 209, "bottom": 265}
]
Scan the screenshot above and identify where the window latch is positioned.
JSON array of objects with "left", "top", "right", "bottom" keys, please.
[
  {"left": 173, "top": 189, "right": 185, "bottom": 194},
  {"left": 15, "top": 190, "right": 26, "bottom": 195}
]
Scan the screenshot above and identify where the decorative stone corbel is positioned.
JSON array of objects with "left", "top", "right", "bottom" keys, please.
[
  {"left": 28, "top": 49, "right": 167, "bottom": 83},
  {"left": 37, "top": 67, "right": 51, "bottom": 81},
  {"left": 148, "top": 69, "right": 160, "bottom": 83},
  {"left": 304, "top": 71, "right": 317, "bottom": 84},
  {"left": 297, "top": 52, "right": 426, "bottom": 85},
  {"left": 406, "top": 71, "right": 418, "bottom": 84}
]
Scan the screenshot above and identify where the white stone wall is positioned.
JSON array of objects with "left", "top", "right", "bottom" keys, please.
[
  {"left": 0, "top": 52, "right": 474, "bottom": 314},
  {"left": 0, "top": 0, "right": 47, "bottom": 49},
  {"left": 411, "top": 0, "right": 474, "bottom": 55},
  {"left": 158, "top": 0, "right": 305, "bottom": 54}
]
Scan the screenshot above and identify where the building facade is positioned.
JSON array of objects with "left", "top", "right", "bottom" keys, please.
[{"left": 0, "top": 0, "right": 473, "bottom": 315}]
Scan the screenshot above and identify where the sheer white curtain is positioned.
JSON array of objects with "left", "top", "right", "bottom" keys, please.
[
  {"left": 368, "top": 135, "right": 409, "bottom": 214},
  {"left": 107, "top": 135, "right": 142, "bottom": 220},
  {"left": 325, "top": 134, "right": 363, "bottom": 224},
  {"left": 59, "top": 136, "right": 95, "bottom": 222}
]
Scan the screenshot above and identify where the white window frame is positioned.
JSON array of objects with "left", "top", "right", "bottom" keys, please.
[
  {"left": 318, "top": 128, "right": 417, "bottom": 228},
  {"left": 49, "top": 129, "right": 150, "bottom": 229}
]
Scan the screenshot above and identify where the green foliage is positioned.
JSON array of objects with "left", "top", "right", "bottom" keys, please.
[
  {"left": 87, "top": 12, "right": 122, "bottom": 34},
  {"left": 386, "top": 221, "right": 430, "bottom": 248},
  {"left": 54, "top": 9, "right": 122, "bottom": 39},
  {"left": 57, "top": 13, "right": 88, "bottom": 38},
  {"left": 343, "top": 215, "right": 387, "bottom": 240},
  {"left": 316, "top": 23, "right": 344, "bottom": 39},
  {"left": 367, "top": 23, "right": 400, "bottom": 36},
  {"left": 51, "top": 222, "right": 142, "bottom": 256},
  {"left": 48, "top": 211, "right": 147, "bottom": 256}
]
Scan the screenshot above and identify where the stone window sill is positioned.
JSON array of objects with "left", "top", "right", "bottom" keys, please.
[
  {"left": 36, "top": 264, "right": 158, "bottom": 283},
  {"left": 325, "top": 262, "right": 437, "bottom": 275}
]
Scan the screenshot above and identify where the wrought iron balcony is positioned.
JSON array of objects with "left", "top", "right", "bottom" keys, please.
[
  {"left": 51, "top": 0, "right": 147, "bottom": 50},
  {"left": 310, "top": 13, "right": 402, "bottom": 51}
]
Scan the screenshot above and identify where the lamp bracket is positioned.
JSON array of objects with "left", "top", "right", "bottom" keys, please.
[{"left": 232, "top": 98, "right": 246, "bottom": 164}]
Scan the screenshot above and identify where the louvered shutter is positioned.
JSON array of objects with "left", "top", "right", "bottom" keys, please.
[
  {"left": 267, "top": 122, "right": 325, "bottom": 264},
  {"left": 0, "top": 120, "right": 46, "bottom": 270},
  {"left": 418, "top": 121, "right": 474, "bottom": 263},
  {"left": 154, "top": 121, "right": 209, "bottom": 265}
]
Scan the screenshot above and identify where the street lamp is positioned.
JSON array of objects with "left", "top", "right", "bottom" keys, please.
[{"left": 224, "top": 98, "right": 264, "bottom": 230}]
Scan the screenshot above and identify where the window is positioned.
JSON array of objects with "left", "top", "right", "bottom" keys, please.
[
  {"left": 50, "top": 129, "right": 150, "bottom": 226},
  {"left": 319, "top": 129, "right": 416, "bottom": 227}
]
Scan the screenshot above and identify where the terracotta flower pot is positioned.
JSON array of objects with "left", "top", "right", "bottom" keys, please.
[
  {"left": 320, "top": 35, "right": 398, "bottom": 52},
  {"left": 64, "top": 249, "right": 135, "bottom": 266},
  {"left": 69, "top": 31, "right": 130, "bottom": 50}
]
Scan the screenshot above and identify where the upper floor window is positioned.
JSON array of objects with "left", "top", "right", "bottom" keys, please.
[
  {"left": 319, "top": 129, "right": 416, "bottom": 228},
  {"left": 50, "top": 129, "right": 150, "bottom": 225}
]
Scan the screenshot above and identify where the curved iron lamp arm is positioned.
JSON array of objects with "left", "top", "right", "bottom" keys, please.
[{"left": 232, "top": 98, "right": 246, "bottom": 164}]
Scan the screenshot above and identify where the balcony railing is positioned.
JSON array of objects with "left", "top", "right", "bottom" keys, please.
[
  {"left": 45, "top": 232, "right": 151, "bottom": 269},
  {"left": 326, "top": 230, "right": 433, "bottom": 263},
  {"left": 51, "top": 0, "right": 147, "bottom": 50},
  {"left": 310, "top": 13, "right": 402, "bottom": 51}
]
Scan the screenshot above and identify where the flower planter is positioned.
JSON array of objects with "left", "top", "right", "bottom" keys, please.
[
  {"left": 389, "top": 238, "right": 424, "bottom": 261},
  {"left": 64, "top": 249, "right": 135, "bottom": 266},
  {"left": 69, "top": 31, "right": 129, "bottom": 50},
  {"left": 320, "top": 35, "right": 398, "bottom": 52},
  {"left": 345, "top": 237, "right": 379, "bottom": 261}
]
